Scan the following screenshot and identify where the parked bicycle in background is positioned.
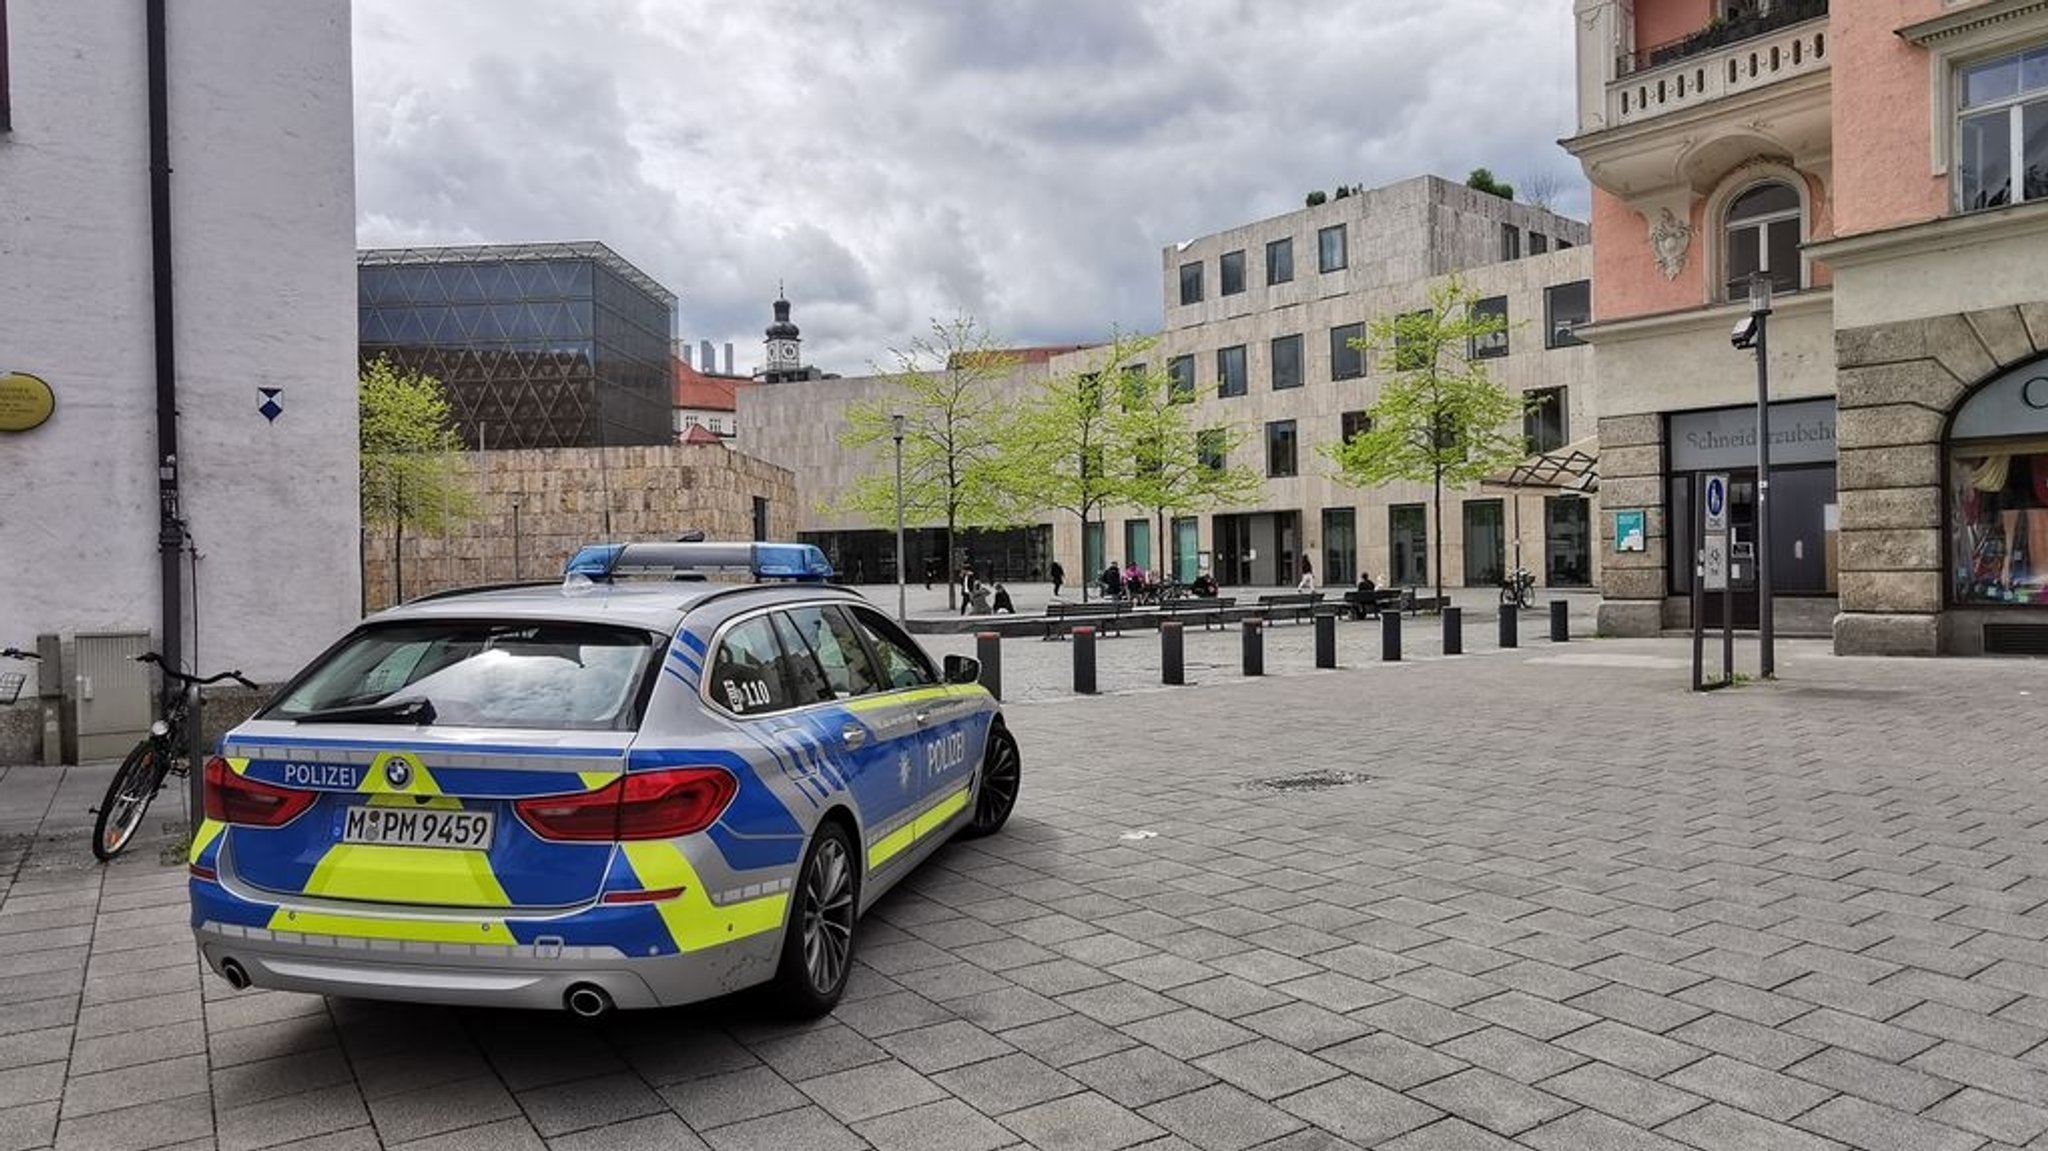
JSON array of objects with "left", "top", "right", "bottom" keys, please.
[
  {"left": 1500, "top": 566, "right": 1536, "bottom": 611},
  {"left": 92, "top": 652, "right": 256, "bottom": 861}
]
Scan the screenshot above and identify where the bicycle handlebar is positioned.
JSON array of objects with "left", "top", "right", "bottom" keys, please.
[
  {"left": 134, "top": 652, "right": 258, "bottom": 690},
  {"left": 0, "top": 647, "right": 40, "bottom": 661}
]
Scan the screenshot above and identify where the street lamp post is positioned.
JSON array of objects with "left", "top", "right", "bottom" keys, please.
[
  {"left": 891, "top": 413, "right": 907, "bottom": 623},
  {"left": 1748, "top": 273, "right": 1776, "bottom": 679}
]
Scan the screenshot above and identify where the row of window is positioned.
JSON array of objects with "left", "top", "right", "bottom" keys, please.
[
  {"left": 1500, "top": 224, "right": 1572, "bottom": 261},
  {"left": 1196, "top": 386, "right": 1571, "bottom": 481},
  {"left": 1179, "top": 225, "right": 1350, "bottom": 305},
  {"left": 1165, "top": 282, "right": 1590, "bottom": 399}
]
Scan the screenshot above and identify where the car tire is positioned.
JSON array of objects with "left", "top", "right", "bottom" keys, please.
[
  {"left": 770, "top": 819, "right": 859, "bottom": 1017},
  {"left": 961, "top": 725, "right": 1019, "bottom": 838}
]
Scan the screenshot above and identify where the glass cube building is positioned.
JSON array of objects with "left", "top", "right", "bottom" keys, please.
[{"left": 358, "top": 242, "right": 677, "bottom": 450}]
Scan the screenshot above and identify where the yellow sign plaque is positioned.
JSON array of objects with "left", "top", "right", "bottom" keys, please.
[{"left": 0, "top": 372, "right": 55, "bottom": 433}]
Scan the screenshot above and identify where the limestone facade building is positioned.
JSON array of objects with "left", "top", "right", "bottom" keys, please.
[
  {"left": 742, "top": 176, "right": 1599, "bottom": 595},
  {"left": 1567, "top": 0, "right": 2048, "bottom": 655}
]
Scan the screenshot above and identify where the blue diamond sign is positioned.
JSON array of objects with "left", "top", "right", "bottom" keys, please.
[{"left": 258, "top": 387, "right": 282, "bottom": 423}]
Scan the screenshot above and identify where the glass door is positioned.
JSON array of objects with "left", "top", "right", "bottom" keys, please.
[
  {"left": 1545, "top": 497, "right": 1591, "bottom": 586},
  {"left": 1322, "top": 508, "right": 1357, "bottom": 586},
  {"left": 1463, "top": 500, "right": 1505, "bottom": 587},
  {"left": 1173, "top": 517, "right": 1199, "bottom": 583},
  {"left": 1389, "top": 505, "right": 1428, "bottom": 586}
]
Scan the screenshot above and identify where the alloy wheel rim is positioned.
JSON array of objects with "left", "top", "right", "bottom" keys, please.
[
  {"left": 977, "top": 739, "right": 1018, "bottom": 827},
  {"left": 800, "top": 838, "right": 854, "bottom": 994}
]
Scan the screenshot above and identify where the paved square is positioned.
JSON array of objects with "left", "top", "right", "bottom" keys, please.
[{"left": 5, "top": 637, "right": 2048, "bottom": 1149}]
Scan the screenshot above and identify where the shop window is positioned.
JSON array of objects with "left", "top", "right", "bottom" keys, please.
[
  {"left": 1266, "top": 237, "right": 1293, "bottom": 285},
  {"left": 1723, "top": 182, "right": 1802, "bottom": 299},
  {"left": 1949, "top": 358, "right": 2048, "bottom": 605},
  {"left": 1957, "top": 45, "right": 2048, "bottom": 211},
  {"left": 1220, "top": 250, "right": 1246, "bottom": 296}
]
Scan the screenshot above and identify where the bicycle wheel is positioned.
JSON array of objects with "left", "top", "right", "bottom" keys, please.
[{"left": 93, "top": 740, "right": 169, "bottom": 862}]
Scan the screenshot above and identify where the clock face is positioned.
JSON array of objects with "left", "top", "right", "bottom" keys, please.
[{"left": 772, "top": 341, "right": 796, "bottom": 366}]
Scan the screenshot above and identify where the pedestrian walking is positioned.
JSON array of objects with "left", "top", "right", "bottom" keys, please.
[
  {"left": 959, "top": 564, "right": 979, "bottom": 616},
  {"left": 1297, "top": 553, "right": 1315, "bottom": 592},
  {"left": 923, "top": 555, "right": 938, "bottom": 590},
  {"left": 1050, "top": 560, "right": 1065, "bottom": 597}
]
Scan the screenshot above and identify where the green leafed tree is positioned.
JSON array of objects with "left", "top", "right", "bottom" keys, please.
[
  {"left": 1466, "top": 167, "right": 1516, "bottom": 201},
  {"left": 835, "top": 316, "right": 1021, "bottom": 611},
  {"left": 359, "top": 356, "right": 475, "bottom": 603},
  {"left": 1319, "top": 276, "right": 1528, "bottom": 609},
  {"left": 1116, "top": 349, "right": 1261, "bottom": 583},
  {"left": 992, "top": 330, "right": 1159, "bottom": 602}
]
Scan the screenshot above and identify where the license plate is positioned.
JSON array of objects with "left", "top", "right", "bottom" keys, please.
[{"left": 342, "top": 806, "right": 494, "bottom": 851}]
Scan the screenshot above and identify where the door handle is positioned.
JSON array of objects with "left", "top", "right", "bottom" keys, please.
[{"left": 840, "top": 725, "right": 866, "bottom": 749}]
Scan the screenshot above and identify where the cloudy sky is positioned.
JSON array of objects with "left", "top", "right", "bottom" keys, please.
[{"left": 353, "top": 1, "right": 1587, "bottom": 375}]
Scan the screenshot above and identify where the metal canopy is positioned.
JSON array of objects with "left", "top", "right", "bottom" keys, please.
[{"left": 1486, "top": 436, "right": 1599, "bottom": 493}]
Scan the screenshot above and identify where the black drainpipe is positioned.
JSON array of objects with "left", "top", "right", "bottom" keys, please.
[{"left": 146, "top": 0, "right": 185, "bottom": 714}]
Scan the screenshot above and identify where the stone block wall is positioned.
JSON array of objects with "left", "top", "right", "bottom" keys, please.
[
  {"left": 362, "top": 444, "right": 797, "bottom": 612},
  {"left": 1833, "top": 304, "right": 2048, "bottom": 655},
  {"left": 1595, "top": 413, "right": 1666, "bottom": 636}
]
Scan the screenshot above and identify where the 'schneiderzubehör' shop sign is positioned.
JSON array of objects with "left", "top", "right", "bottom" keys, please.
[{"left": 1669, "top": 398, "right": 1836, "bottom": 471}]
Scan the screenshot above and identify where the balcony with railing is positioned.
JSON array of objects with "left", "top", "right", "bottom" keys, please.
[{"left": 1608, "top": 0, "right": 1829, "bottom": 129}]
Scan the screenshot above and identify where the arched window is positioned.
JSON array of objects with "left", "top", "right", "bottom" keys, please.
[
  {"left": 1949, "top": 358, "right": 2048, "bottom": 606},
  {"left": 1723, "top": 181, "right": 1802, "bottom": 300}
]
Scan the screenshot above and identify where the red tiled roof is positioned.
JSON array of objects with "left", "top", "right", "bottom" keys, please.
[
  {"left": 678, "top": 423, "right": 725, "bottom": 445},
  {"left": 672, "top": 357, "right": 748, "bottom": 411}
]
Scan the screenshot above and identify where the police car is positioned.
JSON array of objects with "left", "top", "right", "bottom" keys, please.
[{"left": 188, "top": 542, "right": 1018, "bottom": 1017}]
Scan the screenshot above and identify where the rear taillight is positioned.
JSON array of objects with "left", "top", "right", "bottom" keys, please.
[
  {"left": 515, "top": 768, "right": 736, "bottom": 842},
  {"left": 203, "top": 756, "right": 316, "bottom": 827}
]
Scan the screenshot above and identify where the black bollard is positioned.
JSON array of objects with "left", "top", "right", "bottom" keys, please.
[
  {"left": 1241, "top": 619, "right": 1264, "bottom": 677},
  {"left": 1442, "top": 606, "right": 1462, "bottom": 655},
  {"left": 1549, "top": 600, "right": 1569, "bottom": 643},
  {"left": 1073, "top": 626, "right": 1098, "bottom": 694},
  {"left": 1499, "top": 603, "right": 1519, "bottom": 649},
  {"left": 976, "top": 631, "right": 1002, "bottom": 700},
  {"left": 1381, "top": 610, "right": 1402, "bottom": 662},
  {"left": 1162, "top": 622, "right": 1185, "bottom": 686},
  {"left": 1314, "top": 612, "right": 1337, "bottom": 669}
]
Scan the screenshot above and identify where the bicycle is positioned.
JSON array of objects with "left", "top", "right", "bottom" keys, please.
[
  {"left": 92, "top": 652, "right": 256, "bottom": 862},
  {"left": 1499, "top": 567, "right": 1536, "bottom": 611}
]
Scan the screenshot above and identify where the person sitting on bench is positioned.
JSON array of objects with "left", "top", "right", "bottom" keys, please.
[
  {"left": 991, "top": 583, "right": 1015, "bottom": 614},
  {"left": 1343, "top": 572, "right": 1379, "bottom": 620}
]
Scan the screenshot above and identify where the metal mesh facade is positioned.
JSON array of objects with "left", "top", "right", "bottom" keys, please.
[{"left": 358, "top": 243, "right": 676, "bottom": 450}]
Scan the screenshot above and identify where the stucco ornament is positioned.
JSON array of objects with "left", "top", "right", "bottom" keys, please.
[{"left": 1649, "top": 207, "right": 1694, "bottom": 280}]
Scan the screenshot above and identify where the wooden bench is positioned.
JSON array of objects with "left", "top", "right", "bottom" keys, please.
[
  {"left": 1042, "top": 599, "right": 1123, "bottom": 640},
  {"left": 1156, "top": 596, "right": 1237, "bottom": 630},
  {"left": 1254, "top": 592, "right": 1325, "bottom": 623}
]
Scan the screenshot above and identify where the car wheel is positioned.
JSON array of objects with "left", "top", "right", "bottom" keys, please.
[
  {"left": 963, "top": 725, "right": 1019, "bottom": 838},
  {"left": 771, "top": 820, "right": 859, "bottom": 1017}
]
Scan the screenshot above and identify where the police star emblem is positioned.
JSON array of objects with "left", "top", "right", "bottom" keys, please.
[{"left": 898, "top": 752, "right": 912, "bottom": 791}]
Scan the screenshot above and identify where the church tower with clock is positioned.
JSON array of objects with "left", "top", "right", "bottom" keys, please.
[{"left": 756, "top": 288, "right": 820, "bottom": 383}]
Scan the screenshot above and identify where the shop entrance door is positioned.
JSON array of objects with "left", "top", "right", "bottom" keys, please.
[{"left": 1699, "top": 471, "right": 1760, "bottom": 629}]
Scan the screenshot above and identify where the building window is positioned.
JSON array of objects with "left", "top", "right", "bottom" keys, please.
[
  {"left": 1724, "top": 182, "right": 1802, "bottom": 299},
  {"left": 1558, "top": 238, "right": 1574, "bottom": 250},
  {"left": 1270, "top": 334, "right": 1303, "bottom": 390},
  {"left": 1266, "top": 237, "right": 1293, "bottom": 285},
  {"left": 1197, "top": 428, "right": 1227, "bottom": 473},
  {"left": 1318, "top": 224, "right": 1347, "bottom": 273},
  {"left": 1546, "top": 281, "right": 1591, "bottom": 348},
  {"left": 1217, "top": 345, "right": 1247, "bottom": 398},
  {"left": 1546, "top": 496, "right": 1591, "bottom": 587},
  {"left": 1168, "top": 355, "right": 1196, "bottom": 403},
  {"left": 1266, "top": 420, "right": 1298, "bottom": 478},
  {"left": 1501, "top": 224, "right": 1521, "bottom": 261},
  {"left": 1958, "top": 46, "right": 2048, "bottom": 211},
  {"left": 1330, "top": 323, "right": 1366, "bottom": 380},
  {"left": 1525, "top": 387, "right": 1568, "bottom": 453},
  {"left": 1179, "top": 261, "right": 1204, "bottom": 305},
  {"left": 1340, "top": 410, "right": 1372, "bottom": 443},
  {"left": 1530, "top": 232, "right": 1549, "bottom": 255},
  {"left": 1464, "top": 500, "right": 1506, "bottom": 587},
  {"left": 1470, "top": 296, "right": 1509, "bottom": 360},
  {"left": 1948, "top": 358, "right": 2048, "bottom": 606},
  {"left": 1220, "top": 250, "right": 1246, "bottom": 296}
]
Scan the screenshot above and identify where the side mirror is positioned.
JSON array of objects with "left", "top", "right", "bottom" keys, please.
[{"left": 942, "top": 654, "right": 982, "bottom": 686}]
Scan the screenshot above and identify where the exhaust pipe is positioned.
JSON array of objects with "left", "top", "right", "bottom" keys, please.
[
  {"left": 564, "top": 983, "right": 613, "bottom": 1019},
  {"left": 220, "top": 958, "right": 251, "bottom": 990}
]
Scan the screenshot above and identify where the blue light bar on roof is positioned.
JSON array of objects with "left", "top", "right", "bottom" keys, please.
[{"left": 563, "top": 541, "right": 835, "bottom": 583}]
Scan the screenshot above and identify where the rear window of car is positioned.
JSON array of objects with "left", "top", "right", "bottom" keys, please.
[{"left": 265, "top": 620, "right": 661, "bottom": 731}]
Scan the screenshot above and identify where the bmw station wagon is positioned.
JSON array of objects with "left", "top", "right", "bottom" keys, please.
[{"left": 188, "top": 542, "right": 1019, "bottom": 1017}]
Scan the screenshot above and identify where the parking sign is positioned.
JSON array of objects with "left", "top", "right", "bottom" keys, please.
[{"left": 1704, "top": 473, "right": 1729, "bottom": 534}]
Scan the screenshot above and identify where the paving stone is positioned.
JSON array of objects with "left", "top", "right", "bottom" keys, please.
[
  {"left": 1354, "top": 998, "right": 1485, "bottom": 1046},
  {"left": 0, "top": 1101, "right": 57, "bottom": 1151},
  {"left": 1538, "top": 1061, "right": 1705, "bottom": 1129},
  {"left": 1893, "top": 1000, "right": 2046, "bottom": 1057},
  {"left": 1462, "top": 991, "right": 1599, "bottom": 1041},
  {"left": 660, "top": 1065, "right": 806, "bottom": 1131},
  {"left": 367, "top": 1076, "right": 521, "bottom": 1144},
  {"left": 51, "top": 1091, "right": 213, "bottom": 1151},
  {"left": 1274, "top": 1074, "right": 1442, "bottom": 1146},
  {"left": 216, "top": 1082, "right": 369, "bottom": 1151},
  {"left": 1166, "top": 975, "right": 1293, "bottom": 1019},
  {"left": 1069, "top": 1044, "right": 1218, "bottom": 1108},
  {"left": 1664, "top": 1053, "right": 1835, "bottom": 1121},
  {"left": 1569, "top": 982, "right": 1710, "bottom": 1033},
  {"left": 1654, "top": 1102, "right": 1841, "bottom": 1151},
  {"left": 1410, "top": 1068, "right": 1573, "bottom": 1137},
  {"left": 544, "top": 1112, "right": 709, "bottom": 1151},
  {"left": 827, "top": 989, "right": 958, "bottom": 1038},
  {"left": 854, "top": 1097, "right": 1014, "bottom": 1151},
  {"left": 933, "top": 1050, "right": 1084, "bottom": 1115},
  {"left": 1555, "top": 1020, "right": 1706, "bottom": 1079},
  {"left": 517, "top": 1071, "right": 666, "bottom": 1138},
  {"left": 1436, "top": 1026, "right": 1584, "bottom": 1083},
  {"left": 699, "top": 1104, "right": 867, "bottom": 1151},
  {"left": 1668, "top": 1011, "right": 1825, "bottom": 1071},
  {"left": 1377, "top": 1117, "right": 1523, "bottom": 1150},
  {"left": 999, "top": 1089, "right": 1167, "bottom": 1151},
  {"left": 1923, "top": 1086, "right": 2048, "bottom": 1146},
  {"left": 1520, "top": 1108, "right": 1694, "bottom": 1151},
  {"left": 0, "top": 1029, "right": 70, "bottom": 1076},
  {"left": 794, "top": 1058, "right": 947, "bottom": 1124},
  {"left": 1793, "top": 1095, "right": 1984, "bottom": 1151},
  {"left": 1002, "top": 1013, "right": 1142, "bottom": 1067},
  {"left": 1140, "top": 1082, "right": 1305, "bottom": 1151},
  {"left": 1234, "top": 1002, "right": 1369, "bottom": 1052},
  {"left": 753, "top": 1022, "right": 890, "bottom": 1081},
  {"left": 1788, "top": 1045, "right": 1961, "bottom": 1112},
  {"left": 1121, "top": 1009, "right": 1258, "bottom": 1061},
  {"left": 57, "top": 1052, "right": 207, "bottom": 1119}
]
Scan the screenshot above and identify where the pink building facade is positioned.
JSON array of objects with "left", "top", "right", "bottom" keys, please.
[{"left": 1567, "top": 0, "right": 2048, "bottom": 654}]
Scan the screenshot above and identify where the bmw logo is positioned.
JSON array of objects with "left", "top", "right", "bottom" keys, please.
[{"left": 384, "top": 759, "right": 412, "bottom": 789}]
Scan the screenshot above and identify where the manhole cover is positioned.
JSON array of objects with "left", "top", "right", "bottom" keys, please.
[{"left": 1244, "top": 769, "right": 1369, "bottom": 793}]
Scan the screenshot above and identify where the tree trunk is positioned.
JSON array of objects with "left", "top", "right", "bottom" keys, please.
[
  {"left": 944, "top": 516, "right": 956, "bottom": 612},
  {"left": 393, "top": 515, "right": 405, "bottom": 609},
  {"left": 1078, "top": 510, "right": 1090, "bottom": 603},
  {"left": 1432, "top": 465, "right": 1444, "bottom": 612},
  {"left": 1157, "top": 508, "right": 1168, "bottom": 583}
]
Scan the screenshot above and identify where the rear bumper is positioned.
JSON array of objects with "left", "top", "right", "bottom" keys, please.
[{"left": 191, "top": 880, "right": 784, "bottom": 1011}]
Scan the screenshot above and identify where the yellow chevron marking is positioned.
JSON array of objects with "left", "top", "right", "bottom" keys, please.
[
  {"left": 867, "top": 783, "right": 973, "bottom": 871},
  {"left": 188, "top": 819, "right": 225, "bottom": 865},
  {"left": 619, "top": 841, "right": 788, "bottom": 951},
  {"left": 578, "top": 771, "right": 621, "bottom": 791},
  {"left": 302, "top": 842, "right": 510, "bottom": 907}
]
